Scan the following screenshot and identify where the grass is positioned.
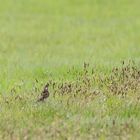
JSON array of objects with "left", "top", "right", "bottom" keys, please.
[{"left": 0, "top": 0, "right": 140, "bottom": 139}]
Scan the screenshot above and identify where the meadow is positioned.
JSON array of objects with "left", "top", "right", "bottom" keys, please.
[{"left": 0, "top": 0, "right": 140, "bottom": 139}]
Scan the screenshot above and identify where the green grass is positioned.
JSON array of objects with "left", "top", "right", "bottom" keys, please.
[{"left": 0, "top": 0, "right": 140, "bottom": 139}]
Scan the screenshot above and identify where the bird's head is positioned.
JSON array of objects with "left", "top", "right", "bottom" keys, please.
[
  {"left": 44, "top": 83, "right": 49, "bottom": 91},
  {"left": 45, "top": 83, "right": 49, "bottom": 88}
]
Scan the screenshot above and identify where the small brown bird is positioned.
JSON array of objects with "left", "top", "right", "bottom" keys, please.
[{"left": 37, "top": 83, "right": 50, "bottom": 102}]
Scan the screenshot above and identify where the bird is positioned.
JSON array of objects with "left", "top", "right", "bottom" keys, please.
[{"left": 37, "top": 83, "right": 50, "bottom": 102}]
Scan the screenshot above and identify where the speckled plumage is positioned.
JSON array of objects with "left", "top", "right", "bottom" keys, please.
[{"left": 37, "top": 84, "right": 49, "bottom": 102}]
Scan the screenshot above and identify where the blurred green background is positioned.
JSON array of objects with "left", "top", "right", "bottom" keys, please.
[
  {"left": 0, "top": 1, "right": 140, "bottom": 86},
  {"left": 0, "top": 0, "right": 140, "bottom": 139}
]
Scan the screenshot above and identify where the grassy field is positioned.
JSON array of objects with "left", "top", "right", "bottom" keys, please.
[{"left": 0, "top": 0, "right": 140, "bottom": 139}]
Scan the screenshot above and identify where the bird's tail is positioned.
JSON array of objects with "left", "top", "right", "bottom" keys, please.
[{"left": 37, "top": 97, "right": 44, "bottom": 102}]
